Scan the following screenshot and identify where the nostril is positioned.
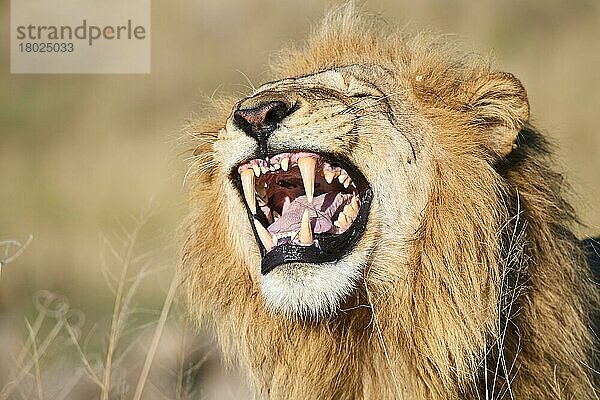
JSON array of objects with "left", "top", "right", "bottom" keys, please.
[{"left": 233, "top": 101, "right": 290, "bottom": 136}]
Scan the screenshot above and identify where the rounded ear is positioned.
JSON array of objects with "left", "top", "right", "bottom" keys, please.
[{"left": 467, "top": 72, "right": 530, "bottom": 157}]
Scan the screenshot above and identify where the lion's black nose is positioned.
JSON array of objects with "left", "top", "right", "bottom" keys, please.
[{"left": 233, "top": 100, "right": 291, "bottom": 152}]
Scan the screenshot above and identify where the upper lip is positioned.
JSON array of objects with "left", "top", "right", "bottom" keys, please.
[{"left": 231, "top": 150, "right": 372, "bottom": 274}]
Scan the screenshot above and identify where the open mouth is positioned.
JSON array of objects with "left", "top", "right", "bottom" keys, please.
[{"left": 234, "top": 151, "right": 372, "bottom": 275}]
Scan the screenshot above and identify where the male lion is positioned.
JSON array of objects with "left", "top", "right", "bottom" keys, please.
[{"left": 181, "top": 4, "right": 599, "bottom": 399}]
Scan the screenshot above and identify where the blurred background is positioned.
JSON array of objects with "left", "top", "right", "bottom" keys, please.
[{"left": 1, "top": 0, "right": 599, "bottom": 398}]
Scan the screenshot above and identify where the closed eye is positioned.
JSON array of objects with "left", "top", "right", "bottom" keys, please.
[{"left": 348, "top": 92, "right": 373, "bottom": 98}]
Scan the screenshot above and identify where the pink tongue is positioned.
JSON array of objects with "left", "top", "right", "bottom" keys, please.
[{"left": 267, "top": 192, "right": 352, "bottom": 235}]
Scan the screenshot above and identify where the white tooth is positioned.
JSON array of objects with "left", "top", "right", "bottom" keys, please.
[
  {"left": 343, "top": 176, "right": 352, "bottom": 189},
  {"left": 338, "top": 212, "right": 349, "bottom": 225},
  {"left": 241, "top": 169, "right": 256, "bottom": 214},
  {"left": 324, "top": 168, "right": 335, "bottom": 184},
  {"left": 270, "top": 165, "right": 276, "bottom": 171},
  {"left": 273, "top": 211, "right": 281, "bottom": 221},
  {"left": 290, "top": 230, "right": 298, "bottom": 240},
  {"left": 298, "top": 157, "right": 317, "bottom": 203},
  {"left": 282, "top": 196, "right": 291, "bottom": 214},
  {"left": 272, "top": 163, "right": 280, "bottom": 170},
  {"left": 252, "top": 164, "right": 261, "bottom": 177},
  {"left": 344, "top": 204, "right": 357, "bottom": 219},
  {"left": 299, "top": 209, "right": 313, "bottom": 244},
  {"left": 254, "top": 219, "right": 273, "bottom": 250},
  {"left": 281, "top": 157, "right": 289, "bottom": 171},
  {"left": 261, "top": 165, "right": 268, "bottom": 174},
  {"left": 338, "top": 173, "right": 348, "bottom": 184},
  {"left": 334, "top": 214, "right": 347, "bottom": 229},
  {"left": 334, "top": 212, "right": 350, "bottom": 230},
  {"left": 351, "top": 196, "right": 360, "bottom": 213}
]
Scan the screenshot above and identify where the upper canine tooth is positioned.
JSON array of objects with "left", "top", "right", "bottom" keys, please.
[
  {"left": 299, "top": 209, "right": 313, "bottom": 244},
  {"left": 273, "top": 211, "right": 281, "bottom": 221},
  {"left": 298, "top": 157, "right": 316, "bottom": 203},
  {"left": 281, "top": 157, "right": 289, "bottom": 171},
  {"left": 338, "top": 172, "right": 348, "bottom": 184},
  {"left": 241, "top": 169, "right": 256, "bottom": 214},
  {"left": 254, "top": 219, "right": 273, "bottom": 251}
]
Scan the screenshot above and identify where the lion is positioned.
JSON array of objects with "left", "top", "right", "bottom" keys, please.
[{"left": 180, "top": 3, "right": 599, "bottom": 399}]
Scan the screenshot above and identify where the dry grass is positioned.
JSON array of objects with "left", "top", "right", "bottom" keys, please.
[
  {"left": 0, "top": 236, "right": 33, "bottom": 277},
  {"left": 0, "top": 207, "right": 247, "bottom": 399}
]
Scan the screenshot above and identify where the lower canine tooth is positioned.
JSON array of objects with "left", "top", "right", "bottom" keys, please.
[
  {"left": 281, "top": 157, "right": 289, "bottom": 171},
  {"left": 298, "top": 157, "right": 316, "bottom": 203},
  {"left": 241, "top": 169, "right": 256, "bottom": 214},
  {"left": 338, "top": 173, "right": 348, "bottom": 184},
  {"left": 299, "top": 209, "right": 313, "bottom": 244},
  {"left": 254, "top": 219, "right": 273, "bottom": 251}
]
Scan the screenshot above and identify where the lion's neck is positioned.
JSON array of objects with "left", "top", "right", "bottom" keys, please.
[{"left": 218, "top": 298, "right": 469, "bottom": 400}]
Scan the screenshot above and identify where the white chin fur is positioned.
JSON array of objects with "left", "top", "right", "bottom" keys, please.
[{"left": 259, "top": 253, "right": 365, "bottom": 319}]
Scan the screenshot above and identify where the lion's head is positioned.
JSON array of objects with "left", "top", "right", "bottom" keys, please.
[
  {"left": 217, "top": 63, "right": 436, "bottom": 318},
  {"left": 182, "top": 4, "right": 597, "bottom": 399}
]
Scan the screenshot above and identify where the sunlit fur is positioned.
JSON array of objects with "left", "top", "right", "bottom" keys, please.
[{"left": 181, "top": 3, "right": 599, "bottom": 399}]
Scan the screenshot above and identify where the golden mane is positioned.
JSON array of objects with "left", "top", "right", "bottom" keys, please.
[{"left": 181, "top": 3, "right": 599, "bottom": 398}]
